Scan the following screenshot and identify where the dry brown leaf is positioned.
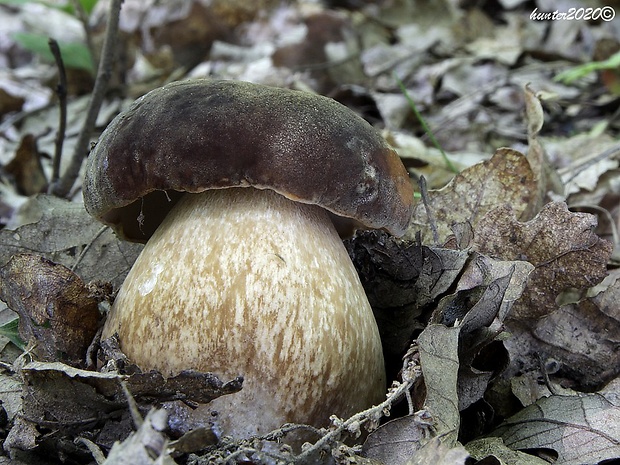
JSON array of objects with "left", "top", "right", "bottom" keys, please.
[
  {"left": 406, "top": 148, "right": 537, "bottom": 244},
  {"left": 4, "top": 135, "right": 47, "bottom": 196},
  {"left": 0, "top": 254, "right": 101, "bottom": 366},
  {"left": 530, "top": 274, "right": 620, "bottom": 391},
  {"left": 3, "top": 360, "right": 242, "bottom": 459},
  {"left": 346, "top": 230, "right": 470, "bottom": 359},
  {"left": 430, "top": 255, "right": 532, "bottom": 414},
  {"left": 473, "top": 201, "right": 612, "bottom": 320}
]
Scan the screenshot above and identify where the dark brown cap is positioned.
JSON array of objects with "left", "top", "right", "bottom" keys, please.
[{"left": 83, "top": 79, "right": 413, "bottom": 242}]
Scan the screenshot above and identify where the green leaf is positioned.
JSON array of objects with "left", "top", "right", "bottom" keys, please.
[
  {"left": 12, "top": 32, "right": 94, "bottom": 73},
  {"left": 0, "top": 0, "right": 31, "bottom": 5},
  {"left": 79, "top": 0, "right": 98, "bottom": 14},
  {"left": 0, "top": 0, "right": 98, "bottom": 13},
  {"left": 555, "top": 51, "right": 620, "bottom": 84},
  {"left": 0, "top": 317, "right": 25, "bottom": 350}
]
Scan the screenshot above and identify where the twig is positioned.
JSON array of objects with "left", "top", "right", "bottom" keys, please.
[
  {"left": 294, "top": 346, "right": 422, "bottom": 462},
  {"left": 71, "top": 0, "right": 98, "bottom": 72},
  {"left": 71, "top": 225, "right": 109, "bottom": 272},
  {"left": 419, "top": 176, "right": 440, "bottom": 245},
  {"left": 75, "top": 437, "right": 106, "bottom": 465},
  {"left": 48, "top": 38, "right": 68, "bottom": 188},
  {"left": 51, "top": 0, "right": 124, "bottom": 198},
  {"left": 197, "top": 347, "right": 422, "bottom": 464},
  {"left": 120, "top": 381, "right": 144, "bottom": 429}
]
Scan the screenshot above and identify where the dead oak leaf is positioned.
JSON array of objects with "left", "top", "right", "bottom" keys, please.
[
  {"left": 406, "top": 148, "right": 537, "bottom": 245},
  {"left": 473, "top": 202, "right": 612, "bottom": 320},
  {"left": 531, "top": 274, "right": 620, "bottom": 391}
]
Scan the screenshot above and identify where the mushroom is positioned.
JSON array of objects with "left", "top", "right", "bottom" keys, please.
[{"left": 83, "top": 79, "right": 414, "bottom": 440}]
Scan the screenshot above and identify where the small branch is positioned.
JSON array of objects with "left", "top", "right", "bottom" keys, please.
[
  {"left": 71, "top": 225, "right": 109, "bottom": 272},
  {"left": 74, "top": 437, "right": 106, "bottom": 465},
  {"left": 51, "top": 0, "right": 124, "bottom": 198},
  {"left": 48, "top": 38, "right": 68, "bottom": 188},
  {"left": 196, "top": 346, "right": 423, "bottom": 464},
  {"left": 120, "top": 381, "right": 143, "bottom": 429},
  {"left": 294, "top": 346, "right": 422, "bottom": 462},
  {"left": 419, "top": 176, "right": 440, "bottom": 245},
  {"left": 71, "top": 0, "right": 98, "bottom": 72}
]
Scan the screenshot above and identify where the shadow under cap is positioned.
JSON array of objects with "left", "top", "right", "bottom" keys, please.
[{"left": 83, "top": 79, "right": 414, "bottom": 242}]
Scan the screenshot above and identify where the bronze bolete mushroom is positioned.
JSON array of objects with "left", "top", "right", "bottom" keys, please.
[{"left": 83, "top": 79, "right": 413, "bottom": 439}]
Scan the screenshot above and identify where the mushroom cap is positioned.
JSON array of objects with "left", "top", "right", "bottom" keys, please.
[{"left": 83, "top": 79, "right": 413, "bottom": 242}]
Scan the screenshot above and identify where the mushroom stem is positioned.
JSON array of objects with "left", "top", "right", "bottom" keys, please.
[{"left": 103, "top": 187, "right": 385, "bottom": 438}]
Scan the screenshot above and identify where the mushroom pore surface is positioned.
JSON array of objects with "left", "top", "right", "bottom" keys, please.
[{"left": 102, "top": 187, "right": 386, "bottom": 438}]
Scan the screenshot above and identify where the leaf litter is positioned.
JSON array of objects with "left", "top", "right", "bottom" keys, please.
[{"left": 0, "top": 0, "right": 619, "bottom": 464}]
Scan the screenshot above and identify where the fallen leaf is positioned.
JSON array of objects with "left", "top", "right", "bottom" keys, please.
[
  {"left": 103, "top": 408, "right": 175, "bottom": 465},
  {"left": 0, "top": 87, "right": 25, "bottom": 116},
  {"left": 523, "top": 84, "right": 564, "bottom": 217},
  {"left": 0, "top": 369, "right": 22, "bottom": 422},
  {"left": 466, "top": 436, "right": 550, "bottom": 465},
  {"left": 431, "top": 254, "right": 533, "bottom": 334},
  {"left": 407, "top": 437, "right": 469, "bottom": 465},
  {"left": 418, "top": 324, "right": 460, "bottom": 443},
  {"left": 0, "top": 254, "right": 101, "bottom": 366},
  {"left": 346, "top": 230, "right": 469, "bottom": 358},
  {"left": 0, "top": 195, "right": 142, "bottom": 288},
  {"left": 4, "top": 135, "right": 47, "bottom": 196},
  {"left": 530, "top": 274, "right": 620, "bottom": 391},
  {"left": 430, "top": 254, "right": 532, "bottom": 412},
  {"left": 362, "top": 412, "right": 436, "bottom": 465},
  {"left": 473, "top": 201, "right": 612, "bottom": 320},
  {"left": 490, "top": 394, "right": 620, "bottom": 465},
  {"left": 406, "top": 148, "right": 537, "bottom": 245},
  {"left": 347, "top": 231, "right": 469, "bottom": 308},
  {"left": 4, "top": 360, "right": 242, "bottom": 460}
]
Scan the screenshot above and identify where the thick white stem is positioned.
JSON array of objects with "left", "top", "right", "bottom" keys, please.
[{"left": 103, "top": 187, "right": 385, "bottom": 438}]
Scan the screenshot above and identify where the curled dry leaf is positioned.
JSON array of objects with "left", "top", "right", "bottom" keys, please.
[
  {"left": 0, "top": 254, "right": 101, "bottom": 366},
  {"left": 431, "top": 254, "right": 533, "bottom": 333},
  {"left": 523, "top": 84, "right": 564, "bottom": 215},
  {"left": 345, "top": 230, "right": 469, "bottom": 358},
  {"left": 4, "top": 134, "right": 47, "bottom": 196},
  {"left": 346, "top": 231, "right": 469, "bottom": 309},
  {"left": 406, "top": 148, "right": 537, "bottom": 245},
  {"left": 103, "top": 408, "right": 175, "bottom": 465},
  {"left": 4, "top": 360, "right": 241, "bottom": 459},
  {"left": 490, "top": 394, "right": 620, "bottom": 465},
  {"left": 430, "top": 254, "right": 532, "bottom": 411}
]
